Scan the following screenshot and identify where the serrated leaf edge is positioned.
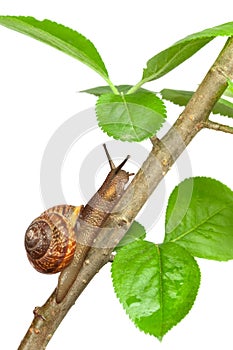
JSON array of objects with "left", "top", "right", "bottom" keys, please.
[
  {"left": 95, "top": 92, "right": 167, "bottom": 142},
  {"left": 165, "top": 176, "right": 233, "bottom": 261},
  {"left": 161, "top": 88, "right": 233, "bottom": 119},
  {"left": 142, "top": 21, "right": 233, "bottom": 83},
  {"left": 0, "top": 15, "right": 109, "bottom": 80},
  {"left": 165, "top": 176, "right": 233, "bottom": 232}
]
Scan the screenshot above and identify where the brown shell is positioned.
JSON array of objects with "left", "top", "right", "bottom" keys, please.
[{"left": 24, "top": 205, "right": 82, "bottom": 274}]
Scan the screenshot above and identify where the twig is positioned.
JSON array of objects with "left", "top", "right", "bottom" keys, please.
[
  {"left": 18, "top": 36, "right": 233, "bottom": 350},
  {"left": 204, "top": 120, "right": 233, "bottom": 134}
]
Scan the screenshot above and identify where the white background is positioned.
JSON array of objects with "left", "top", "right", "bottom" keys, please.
[{"left": 1, "top": 1, "right": 233, "bottom": 349}]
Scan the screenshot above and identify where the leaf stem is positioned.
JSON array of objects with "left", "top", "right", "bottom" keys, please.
[
  {"left": 126, "top": 80, "right": 146, "bottom": 94},
  {"left": 105, "top": 78, "right": 120, "bottom": 95}
]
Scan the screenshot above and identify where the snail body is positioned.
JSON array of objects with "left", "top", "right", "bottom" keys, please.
[{"left": 24, "top": 145, "right": 131, "bottom": 302}]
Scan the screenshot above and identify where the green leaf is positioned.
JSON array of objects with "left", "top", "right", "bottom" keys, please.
[
  {"left": 112, "top": 240, "right": 200, "bottom": 340},
  {"left": 81, "top": 84, "right": 153, "bottom": 96},
  {"left": 139, "top": 21, "right": 233, "bottom": 86},
  {"left": 165, "top": 177, "right": 233, "bottom": 261},
  {"left": 161, "top": 89, "right": 193, "bottom": 106},
  {"left": 225, "top": 79, "right": 233, "bottom": 98},
  {"left": 82, "top": 85, "right": 132, "bottom": 96},
  {"left": 0, "top": 16, "right": 110, "bottom": 83},
  {"left": 161, "top": 88, "right": 233, "bottom": 119},
  {"left": 96, "top": 90, "right": 167, "bottom": 142},
  {"left": 115, "top": 221, "right": 146, "bottom": 251}
]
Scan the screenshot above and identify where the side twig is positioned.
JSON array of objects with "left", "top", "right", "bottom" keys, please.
[
  {"left": 18, "top": 36, "right": 233, "bottom": 350},
  {"left": 204, "top": 120, "right": 233, "bottom": 134}
]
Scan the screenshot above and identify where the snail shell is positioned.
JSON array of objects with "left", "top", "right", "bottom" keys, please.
[{"left": 25, "top": 205, "right": 82, "bottom": 274}]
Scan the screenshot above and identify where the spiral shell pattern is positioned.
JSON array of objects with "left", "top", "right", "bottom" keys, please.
[{"left": 25, "top": 205, "right": 82, "bottom": 274}]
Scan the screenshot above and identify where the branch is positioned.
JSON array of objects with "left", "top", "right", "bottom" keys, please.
[
  {"left": 18, "top": 36, "right": 233, "bottom": 350},
  {"left": 204, "top": 120, "right": 233, "bottom": 134}
]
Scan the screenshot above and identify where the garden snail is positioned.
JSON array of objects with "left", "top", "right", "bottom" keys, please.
[{"left": 24, "top": 144, "right": 132, "bottom": 302}]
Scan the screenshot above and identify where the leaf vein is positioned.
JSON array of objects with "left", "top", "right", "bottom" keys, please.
[{"left": 171, "top": 204, "right": 231, "bottom": 242}]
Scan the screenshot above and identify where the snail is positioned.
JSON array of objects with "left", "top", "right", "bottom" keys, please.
[{"left": 24, "top": 144, "right": 132, "bottom": 302}]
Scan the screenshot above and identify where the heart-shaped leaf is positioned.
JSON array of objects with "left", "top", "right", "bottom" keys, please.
[{"left": 112, "top": 240, "right": 200, "bottom": 340}]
